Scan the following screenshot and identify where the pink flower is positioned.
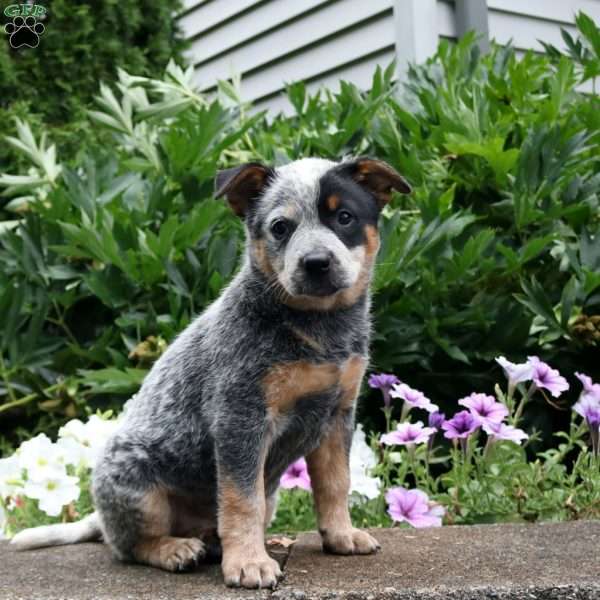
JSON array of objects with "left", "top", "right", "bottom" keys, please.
[
  {"left": 482, "top": 421, "right": 528, "bottom": 444},
  {"left": 495, "top": 356, "right": 533, "bottom": 385},
  {"left": 390, "top": 383, "right": 438, "bottom": 414},
  {"left": 458, "top": 393, "right": 508, "bottom": 427},
  {"left": 385, "top": 487, "right": 444, "bottom": 528},
  {"left": 380, "top": 421, "right": 436, "bottom": 446},
  {"left": 441, "top": 410, "right": 479, "bottom": 440},
  {"left": 280, "top": 458, "right": 311, "bottom": 491},
  {"left": 527, "top": 356, "right": 569, "bottom": 398}
]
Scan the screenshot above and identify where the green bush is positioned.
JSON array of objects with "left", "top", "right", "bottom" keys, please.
[
  {"left": 0, "top": 0, "right": 187, "bottom": 193},
  {"left": 0, "top": 16, "right": 599, "bottom": 449}
]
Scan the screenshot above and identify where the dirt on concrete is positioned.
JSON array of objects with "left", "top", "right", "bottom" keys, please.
[{"left": 1, "top": 521, "right": 599, "bottom": 599}]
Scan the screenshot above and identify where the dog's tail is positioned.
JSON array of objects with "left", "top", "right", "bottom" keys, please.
[{"left": 10, "top": 512, "right": 102, "bottom": 551}]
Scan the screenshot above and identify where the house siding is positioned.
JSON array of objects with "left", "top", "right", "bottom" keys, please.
[{"left": 178, "top": 0, "right": 599, "bottom": 113}]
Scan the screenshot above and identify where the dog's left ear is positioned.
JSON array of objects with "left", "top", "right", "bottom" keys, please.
[
  {"left": 341, "top": 157, "right": 411, "bottom": 209},
  {"left": 214, "top": 162, "right": 273, "bottom": 217}
]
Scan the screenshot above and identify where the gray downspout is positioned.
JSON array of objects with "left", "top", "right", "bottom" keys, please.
[{"left": 455, "top": 0, "right": 490, "bottom": 53}]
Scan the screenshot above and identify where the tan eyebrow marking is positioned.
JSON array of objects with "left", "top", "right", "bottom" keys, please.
[{"left": 326, "top": 195, "right": 341, "bottom": 211}]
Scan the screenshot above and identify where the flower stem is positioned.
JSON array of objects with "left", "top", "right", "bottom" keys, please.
[{"left": 0, "top": 392, "right": 38, "bottom": 414}]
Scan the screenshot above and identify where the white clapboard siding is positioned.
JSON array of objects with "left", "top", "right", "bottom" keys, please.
[
  {"left": 179, "top": 0, "right": 264, "bottom": 40},
  {"left": 487, "top": 0, "right": 600, "bottom": 52},
  {"left": 179, "top": 0, "right": 598, "bottom": 114},
  {"left": 188, "top": 0, "right": 333, "bottom": 68},
  {"left": 180, "top": 0, "right": 456, "bottom": 114},
  {"left": 193, "top": 0, "right": 393, "bottom": 92},
  {"left": 438, "top": 0, "right": 458, "bottom": 38},
  {"left": 253, "top": 47, "right": 397, "bottom": 114}
]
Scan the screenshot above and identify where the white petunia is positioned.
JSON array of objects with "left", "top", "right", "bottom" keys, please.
[
  {"left": 18, "top": 434, "right": 65, "bottom": 482},
  {"left": 0, "top": 455, "right": 23, "bottom": 498},
  {"left": 495, "top": 356, "right": 533, "bottom": 386},
  {"left": 349, "top": 424, "right": 381, "bottom": 500},
  {"left": 58, "top": 415, "right": 119, "bottom": 467},
  {"left": 22, "top": 473, "right": 80, "bottom": 517},
  {"left": 56, "top": 436, "right": 89, "bottom": 470}
]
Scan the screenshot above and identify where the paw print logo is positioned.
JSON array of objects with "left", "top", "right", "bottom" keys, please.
[{"left": 4, "top": 16, "right": 45, "bottom": 49}]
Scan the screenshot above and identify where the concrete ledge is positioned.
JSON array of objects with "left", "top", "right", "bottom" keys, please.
[
  {"left": 276, "top": 521, "right": 600, "bottom": 600},
  {"left": 1, "top": 521, "right": 599, "bottom": 599}
]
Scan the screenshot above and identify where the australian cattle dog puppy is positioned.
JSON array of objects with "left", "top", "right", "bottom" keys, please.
[{"left": 12, "top": 157, "right": 411, "bottom": 589}]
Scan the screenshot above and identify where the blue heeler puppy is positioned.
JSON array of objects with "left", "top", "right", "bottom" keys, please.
[{"left": 12, "top": 157, "right": 411, "bottom": 589}]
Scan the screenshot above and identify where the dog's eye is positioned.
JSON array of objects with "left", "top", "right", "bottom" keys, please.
[
  {"left": 337, "top": 210, "right": 354, "bottom": 226},
  {"left": 270, "top": 219, "right": 289, "bottom": 240}
]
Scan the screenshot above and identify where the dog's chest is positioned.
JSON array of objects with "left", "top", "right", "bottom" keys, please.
[
  {"left": 262, "top": 354, "right": 366, "bottom": 417},
  {"left": 262, "top": 354, "right": 366, "bottom": 493}
]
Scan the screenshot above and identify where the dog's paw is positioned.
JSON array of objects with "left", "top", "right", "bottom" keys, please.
[
  {"left": 322, "top": 528, "right": 380, "bottom": 555},
  {"left": 158, "top": 537, "right": 206, "bottom": 572},
  {"left": 222, "top": 553, "right": 283, "bottom": 589}
]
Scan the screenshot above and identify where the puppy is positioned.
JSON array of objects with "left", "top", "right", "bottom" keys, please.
[{"left": 12, "top": 156, "right": 411, "bottom": 589}]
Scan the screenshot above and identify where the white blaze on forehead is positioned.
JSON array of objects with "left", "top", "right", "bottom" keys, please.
[{"left": 270, "top": 158, "right": 337, "bottom": 203}]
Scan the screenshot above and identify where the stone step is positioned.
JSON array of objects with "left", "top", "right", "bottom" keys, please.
[{"left": 1, "top": 521, "right": 599, "bottom": 599}]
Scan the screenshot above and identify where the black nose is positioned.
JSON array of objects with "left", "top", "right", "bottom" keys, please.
[{"left": 302, "top": 251, "right": 331, "bottom": 274}]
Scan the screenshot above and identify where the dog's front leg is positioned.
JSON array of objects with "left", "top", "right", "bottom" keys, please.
[
  {"left": 216, "top": 422, "right": 281, "bottom": 589},
  {"left": 306, "top": 408, "right": 380, "bottom": 555}
]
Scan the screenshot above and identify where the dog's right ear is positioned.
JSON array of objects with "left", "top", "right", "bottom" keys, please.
[{"left": 214, "top": 163, "right": 273, "bottom": 217}]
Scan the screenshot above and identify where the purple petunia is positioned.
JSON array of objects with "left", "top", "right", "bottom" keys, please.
[
  {"left": 527, "top": 356, "right": 569, "bottom": 398},
  {"left": 385, "top": 487, "right": 445, "bottom": 528},
  {"left": 573, "top": 375, "right": 600, "bottom": 457},
  {"left": 575, "top": 372, "right": 600, "bottom": 401},
  {"left": 368, "top": 373, "right": 400, "bottom": 408},
  {"left": 280, "top": 457, "right": 311, "bottom": 491},
  {"left": 428, "top": 411, "right": 446, "bottom": 430},
  {"left": 573, "top": 395, "right": 600, "bottom": 429},
  {"left": 390, "top": 383, "right": 439, "bottom": 414},
  {"left": 574, "top": 373, "right": 600, "bottom": 427},
  {"left": 380, "top": 421, "right": 436, "bottom": 446},
  {"left": 442, "top": 410, "right": 479, "bottom": 440},
  {"left": 458, "top": 393, "right": 508, "bottom": 427},
  {"left": 482, "top": 421, "right": 529, "bottom": 444}
]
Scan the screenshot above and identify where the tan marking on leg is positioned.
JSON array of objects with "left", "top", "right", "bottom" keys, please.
[
  {"left": 133, "top": 487, "right": 206, "bottom": 571},
  {"left": 339, "top": 355, "right": 367, "bottom": 410},
  {"left": 218, "top": 441, "right": 282, "bottom": 588},
  {"left": 326, "top": 194, "right": 341, "bottom": 211},
  {"left": 306, "top": 416, "right": 380, "bottom": 556},
  {"left": 262, "top": 361, "right": 340, "bottom": 415},
  {"left": 138, "top": 486, "right": 171, "bottom": 538},
  {"left": 289, "top": 326, "right": 324, "bottom": 352},
  {"left": 219, "top": 477, "right": 265, "bottom": 558},
  {"left": 306, "top": 420, "right": 352, "bottom": 538}
]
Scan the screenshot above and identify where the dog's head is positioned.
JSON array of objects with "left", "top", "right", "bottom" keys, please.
[{"left": 215, "top": 157, "right": 411, "bottom": 310}]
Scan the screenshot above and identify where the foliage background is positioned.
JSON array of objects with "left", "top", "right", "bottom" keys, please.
[
  {"left": 0, "top": 12, "right": 599, "bottom": 454},
  {"left": 0, "top": 0, "right": 187, "bottom": 196}
]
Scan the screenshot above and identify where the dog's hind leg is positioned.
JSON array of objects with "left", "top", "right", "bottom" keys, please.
[
  {"left": 93, "top": 462, "right": 206, "bottom": 572},
  {"left": 131, "top": 486, "right": 206, "bottom": 572}
]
